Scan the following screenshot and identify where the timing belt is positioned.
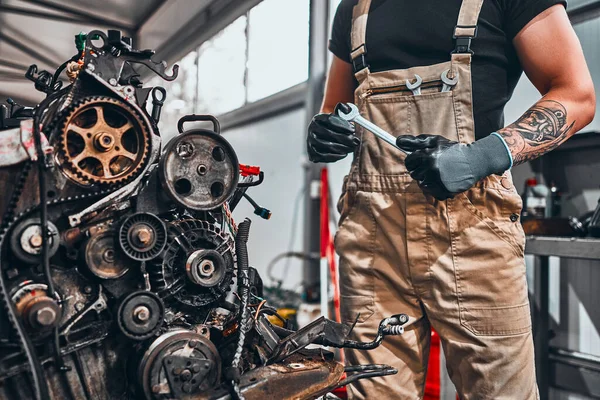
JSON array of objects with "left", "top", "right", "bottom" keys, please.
[{"left": 0, "top": 162, "right": 112, "bottom": 399}]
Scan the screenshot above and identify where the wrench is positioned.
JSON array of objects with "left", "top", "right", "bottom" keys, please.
[
  {"left": 335, "top": 103, "right": 409, "bottom": 154},
  {"left": 406, "top": 74, "right": 422, "bottom": 96},
  {"left": 441, "top": 69, "right": 458, "bottom": 92}
]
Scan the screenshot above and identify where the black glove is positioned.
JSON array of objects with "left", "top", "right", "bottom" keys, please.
[
  {"left": 307, "top": 113, "right": 360, "bottom": 163},
  {"left": 396, "top": 133, "right": 513, "bottom": 200}
]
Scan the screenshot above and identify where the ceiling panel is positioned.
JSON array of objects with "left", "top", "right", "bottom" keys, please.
[{"left": 0, "top": 0, "right": 165, "bottom": 104}]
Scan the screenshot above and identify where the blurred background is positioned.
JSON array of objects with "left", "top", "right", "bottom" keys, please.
[{"left": 1, "top": 0, "right": 600, "bottom": 398}]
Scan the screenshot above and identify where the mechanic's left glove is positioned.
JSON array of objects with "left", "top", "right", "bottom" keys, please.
[{"left": 396, "top": 133, "right": 513, "bottom": 200}]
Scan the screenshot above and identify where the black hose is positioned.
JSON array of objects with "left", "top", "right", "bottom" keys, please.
[
  {"left": 0, "top": 86, "right": 69, "bottom": 400},
  {"left": 229, "top": 218, "right": 252, "bottom": 400},
  {"left": 32, "top": 86, "right": 71, "bottom": 388},
  {"left": 51, "top": 52, "right": 81, "bottom": 91}
]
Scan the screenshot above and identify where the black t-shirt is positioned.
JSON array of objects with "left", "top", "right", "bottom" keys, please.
[{"left": 329, "top": 0, "right": 565, "bottom": 140}]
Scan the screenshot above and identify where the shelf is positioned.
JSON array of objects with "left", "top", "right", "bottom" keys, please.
[{"left": 525, "top": 236, "right": 600, "bottom": 260}]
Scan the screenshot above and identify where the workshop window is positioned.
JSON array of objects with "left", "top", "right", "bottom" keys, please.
[
  {"left": 246, "top": 0, "right": 309, "bottom": 102},
  {"left": 196, "top": 16, "right": 247, "bottom": 115}
]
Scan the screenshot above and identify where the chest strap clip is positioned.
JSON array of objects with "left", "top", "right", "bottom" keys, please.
[
  {"left": 351, "top": 44, "right": 369, "bottom": 73},
  {"left": 453, "top": 25, "right": 478, "bottom": 54}
]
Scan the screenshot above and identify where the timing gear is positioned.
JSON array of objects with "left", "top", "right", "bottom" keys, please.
[
  {"left": 83, "top": 229, "right": 130, "bottom": 279},
  {"left": 138, "top": 330, "right": 221, "bottom": 399},
  {"left": 159, "top": 130, "right": 239, "bottom": 211},
  {"left": 148, "top": 219, "right": 234, "bottom": 309},
  {"left": 9, "top": 218, "right": 60, "bottom": 264},
  {"left": 117, "top": 290, "right": 164, "bottom": 340},
  {"left": 54, "top": 96, "right": 151, "bottom": 187},
  {"left": 119, "top": 213, "right": 167, "bottom": 261},
  {"left": 11, "top": 281, "right": 62, "bottom": 336}
]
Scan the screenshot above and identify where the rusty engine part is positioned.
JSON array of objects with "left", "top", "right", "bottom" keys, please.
[
  {"left": 159, "top": 129, "right": 239, "bottom": 211},
  {"left": 118, "top": 290, "right": 165, "bottom": 340},
  {"left": 10, "top": 218, "right": 60, "bottom": 264},
  {"left": 0, "top": 29, "right": 405, "bottom": 400},
  {"left": 54, "top": 96, "right": 151, "bottom": 187}
]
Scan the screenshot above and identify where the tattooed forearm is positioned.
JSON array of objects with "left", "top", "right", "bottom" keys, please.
[{"left": 498, "top": 100, "right": 575, "bottom": 165}]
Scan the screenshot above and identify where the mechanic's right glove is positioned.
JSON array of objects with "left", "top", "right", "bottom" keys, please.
[{"left": 307, "top": 113, "right": 360, "bottom": 163}]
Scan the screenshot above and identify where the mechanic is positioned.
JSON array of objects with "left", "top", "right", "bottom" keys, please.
[{"left": 307, "top": 0, "right": 596, "bottom": 398}]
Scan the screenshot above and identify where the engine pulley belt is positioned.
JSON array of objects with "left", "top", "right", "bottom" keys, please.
[{"left": 0, "top": 162, "right": 117, "bottom": 400}]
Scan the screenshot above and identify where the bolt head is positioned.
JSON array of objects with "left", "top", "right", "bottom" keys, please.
[
  {"left": 180, "top": 369, "right": 192, "bottom": 381},
  {"left": 29, "top": 234, "right": 43, "bottom": 248},
  {"left": 75, "top": 302, "right": 85, "bottom": 311},
  {"left": 109, "top": 78, "right": 117, "bottom": 86},
  {"left": 135, "top": 227, "right": 152, "bottom": 245},
  {"left": 35, "top": 307, "right": 57, "bottom": 326},
  {"left": 102, "top": 248, "right": 115, "bottom": 263},
  {"left": 133, "top": 305, "right": 150, "bottom": 322},
  {"left": 94, "top": 132, "right": 115, "bottom": 151},
  {"left": 176, "top": 142, "right": 194, "bottom": 158}
]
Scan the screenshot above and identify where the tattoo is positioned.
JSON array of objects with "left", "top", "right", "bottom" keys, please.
[{"left": 498, "top": 100, "right": 575, "bottom": 165}]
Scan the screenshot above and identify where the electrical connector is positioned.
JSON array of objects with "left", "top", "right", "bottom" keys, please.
[{"left": 253, "top": 207, "right": 272, "bottom": 220}]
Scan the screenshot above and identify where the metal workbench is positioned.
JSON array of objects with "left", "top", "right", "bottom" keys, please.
[{"left": 526, "top": 236, "right": 600, "bottom": 399}]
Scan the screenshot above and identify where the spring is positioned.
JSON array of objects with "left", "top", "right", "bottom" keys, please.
[{"left": 383, "top": 325, "right": 404, "bottom": 335}]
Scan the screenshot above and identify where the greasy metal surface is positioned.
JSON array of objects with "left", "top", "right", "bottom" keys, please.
[
  {"left": 83, "top": 229, "right": 130, "bottom": 279},
  {"left": 56, "top": 96, "right": 150, "bottom": 186},
  {"left": 159, "top": 130, "right": 239, "bottom": 211},
  {"left": 202, "top": 350, "right": 345, "bottom": 400},
  {"left": 138, "top": 330, "right": 221, "bottom": 399},
  {"left": 0, "top": 28, "right": 402, "bottom": 400}
]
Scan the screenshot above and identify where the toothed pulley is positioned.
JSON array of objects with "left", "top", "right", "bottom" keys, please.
[
  {"left": 54, "top": 96, "right": 151, "bottom": 186},
  {"left": 119, "top": 213, "right": 167, "bottom": 261},
  {"left": 159, "top": 130, "right": 239, "bottom": 211},
  {"left": 117, "top": 290, "right": 164, "bottom": 340}
]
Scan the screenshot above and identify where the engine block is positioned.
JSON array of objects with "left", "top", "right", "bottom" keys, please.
[{"left": 0, "top": 30, "right": 405, "bottom": 400}]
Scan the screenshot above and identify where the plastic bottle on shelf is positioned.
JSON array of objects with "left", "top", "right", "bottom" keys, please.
[
  {"left": 522, "top": 178, "right": 547, "bottom": 219},
  {"left": 545, "top": 181, "right": 562, "bottom": 218}
]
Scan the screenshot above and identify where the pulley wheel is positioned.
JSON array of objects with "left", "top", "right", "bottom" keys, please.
[
  {"left": 10, "top": 218, "right": 60, "bottom": 264},
  {"left": 159, "top": 130, "right": 239, "bottom": 211},
  {"left": 117, "top": 290, "right": 164, "bottom": 340},
  {"left": 185, "top": 249, "right": 226, "bottom": 288},
  {"left": 138, "top": 330, "right": 221, "bottom": 398},
  {"left": 83, "top": 230, "right": 129, "bottom": 279},
  {"left": 119, "top": 213, "right": 167, "bottom": 261}
]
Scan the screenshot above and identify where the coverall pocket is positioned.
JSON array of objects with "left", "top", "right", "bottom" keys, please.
[
  {"left": 461, "top": 303, "right": 532, "bottom": 336},
  {"left": 335, "top": 192, "right": 376, "bottom": 321},
  {"left": 450, "top": 181, "right": 532, "bottom": 337},
  {"left": 459, "top": 185, "right": 524, "bottom": 258}
]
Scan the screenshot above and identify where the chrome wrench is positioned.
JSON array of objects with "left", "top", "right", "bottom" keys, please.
[{"left": 335, "top": 103, "right": 410, "bottom": 154}]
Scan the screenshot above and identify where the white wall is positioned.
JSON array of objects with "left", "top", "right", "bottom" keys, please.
[{"left": 223, "top": 108, "right": 307, "bottom": 291}]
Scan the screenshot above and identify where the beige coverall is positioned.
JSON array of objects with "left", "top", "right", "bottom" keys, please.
[{"left": 335, "top": 0, "right": 539, "bottom": 398}]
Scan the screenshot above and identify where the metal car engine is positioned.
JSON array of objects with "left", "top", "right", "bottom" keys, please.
[{"left": 0, "top": 30, "right": 408, "bottom": 400}]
